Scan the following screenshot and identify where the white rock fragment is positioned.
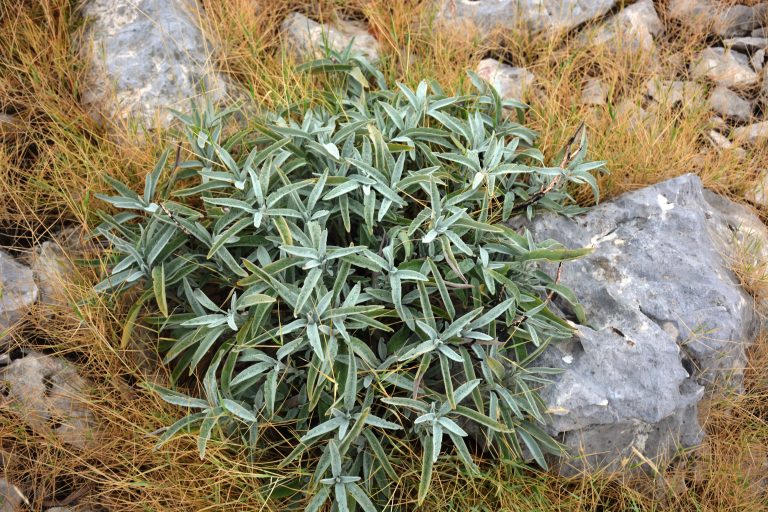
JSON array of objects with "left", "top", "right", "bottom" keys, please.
[
  {"left": 583, "top": 0, "right": 663, "bottom": 52},
  {"left": 723, "top": 36, "right": 768, "bottom": 52},
  {"left": 0, "top": 251, "right": 37, "bottom": 345},
  {"left": 645, "top": 78, "right": 705, "bottom": 108},
  {"left": 581, "top": 78, "right": 608, "bottom": 105},
  {"left": 691, "top": 47, "right": 759, "bottom": 88},
  {"left": 746, "top": 171, "right": 768, "bottom": 206},
  {"left": 0, "top": 352, "right": 98, "bottom": 450},
  {"left": 733, "top": 121, "right": 768, "bottom": 144},
  {"left": 708, "top": 85, "right": 753, "bottom": 122},
  {"left": 282, "top": 13, "right": 380, "bottom": 64},
  {"left": 476, "top": 58, "right": 535, "bottom": 102}
]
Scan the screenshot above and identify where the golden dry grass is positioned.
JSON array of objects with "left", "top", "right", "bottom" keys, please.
[{"left": 1, "top": 0, "right": 767, "bottom": 510}]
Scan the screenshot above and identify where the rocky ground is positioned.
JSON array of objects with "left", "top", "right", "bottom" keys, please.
[{"left": 2, "top": 0, "right": 768, "bottom": 510}]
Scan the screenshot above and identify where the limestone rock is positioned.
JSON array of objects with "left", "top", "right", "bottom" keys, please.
[
  {"left": 733, "top": 121, "right": 768, "bottom": 144},
  {"left": 0, "top": 352, "right": 98, "bottom": 450},
  {"left": 282, "top": 13, "right": 379, "bottom": 64},
  {"left": 585, "top": 0, "right": 663, "bottom": 52},
  {"left": 751, "top": 49, "right": 765, "bottom": 72},
  {"left": 46, "top": 508, "right": 99, "bottom": 512},
  {"left": 0, "top": 251, "right": 37, "bottom": 346},
  {"left": 762, "top": 66, "right": 768, "bottom": 97},
  {"left": 723, "top": 36, "right": 768, "bottom": 53},
  {"left": 78, "top": 0, "right": 227, "bottom": 129},
  {"left": 645, "top": 78, "right": 705, "bottom": 108},
  {"left": 434, "top": 0, "right": 616, "bottom": 36},
  {"left": 668, "top": 0, "right": 764, "bottom": 37},
  {"left": 708, "top": 86, "right": 753, "bottom": 122},
  {"left": 476, "top": 58, "right": 535, "bottom": 102},
  {"left": 31, "top": 241, "right": 73, "bottom": 309},
  {"left": 691, "top": 47, "right": 759, "bottom": 88},
  {"left": 524, "top": 174, "right": 763, "bottom": 474},
  {"left": 615, "top": 99, "right": 655, "bottom": 130},
  {"left": 581, "top": 78, "right": 608, "bottom": 105},
  {"left": 0, "top": 478, "right": 24, "bottom": 512},
  {"left": 707, "top": 130, "right": 747, "bottom": 160},
  {"left": 746, "top": 171, "right": 768, "bottom": 205}
]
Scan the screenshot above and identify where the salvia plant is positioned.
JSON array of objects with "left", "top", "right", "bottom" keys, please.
[{"left": 95, "top": 47, "right": 605, "bottom": 510}]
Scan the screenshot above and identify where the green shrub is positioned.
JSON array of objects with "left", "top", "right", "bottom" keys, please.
[{"left": 95, "top": 53, "right": 604, "bottom": 510}]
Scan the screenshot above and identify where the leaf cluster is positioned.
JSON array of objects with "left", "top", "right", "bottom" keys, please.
[{"left": 95, "top": 52, "right": 605, "bottom": 510}]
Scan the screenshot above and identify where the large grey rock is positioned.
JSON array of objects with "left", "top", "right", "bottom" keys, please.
[
  {"left": 0, "top": 352, "right": 98, "bottom": 450},
  {"left": 0, "top": 251, "right": 37, "bottom": 344},
  {"left": 668, "top": 0, "right": 765, "bottom": 37},
  {"left": 708, "top": 86, "right": 753, "bottom": 122},
  {"left": 282, "top": 13, "right": 380, "bottom": 64},
  {"left": 434, "top": 0, "right": 616, "bottom": 36},
  {"left": 691, "top": 47, "right": 760, "bottom": 88},
  {"left": 78, "top": 0, "right": 227, "bottom": 129},
  {"left": 475, "top": 58, "right": 535, "bottom": 102},
  {"left": 583, "top": 0, "right": 663, "bottom": 52},
  {"left": 525, "top": 174, "right": 763, "bottom": 474}
]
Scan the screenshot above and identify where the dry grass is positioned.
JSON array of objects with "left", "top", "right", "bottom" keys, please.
[{"left": 1, "top": 0, "right": 767, "bottom": 510}]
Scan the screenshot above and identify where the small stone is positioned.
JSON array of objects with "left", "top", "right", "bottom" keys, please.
[
  {"left": 751, "top": 49, "right": 765, "bottom": 72},
  {"left": 31, "top": 241, "right": 73, "bottom": 308},
  {"left": 0, "top": 478, "right": 25, "bottom": 512},
  {"left": 753, "top": 27, "right": 768, "bottom": 38},
  {"left": 0, "top": 251, "right": 38, "bottom": 346},
  {"left": 645, "top": 78, "right": 705, "bottom": 108},
  {"left": 282, "top": 13, "right": 379, "bottom": 64},
  {"left": 762, "top": 66, "right": 768, "bottom": 97},
  {"left": 733, "top": 121, "right": 768, "bottom": 144},
  {"left": 691, "top": 47, "right": 759, "bottom": 88},
  {"left": 583, "top": 0, "right": 663, "bottom": 52},
  {"left": 0, "top": 352, "right": 98, "bottom": 450},
  {"left": 709, "top": 115, "right": 727, "bottom": 129},
  {"left": 707, "top": 130, "right": 747, "bottom": 159},
  {"left": 746, "top": 171, "right": 768, "bottom": 205},
  {"left": 476, "top": 58, "right": 535, "bottom": 101},
  {"left": 723, "top": 37, "right": 768, "bottom": 53},
  {"left": 668, "top": 0, "right": 762, "bottom": 37},
  {"left": 581, "top": 78, "right": 608, "bottom": 105},
  {"left": 79, "top": 0, "right": 227, "bottom": 130},
  {"left": 708, "top": 130, "right": 734, "bottom": 149},
  {"left": 708, "top": 86, "right": 753, "bottom": 122},
  {"left": 616, "top": 99, "right": 655, "bottom": 130}
]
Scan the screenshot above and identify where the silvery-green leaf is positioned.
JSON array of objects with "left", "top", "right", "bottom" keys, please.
[
  {"left": 348, "top": 482, "right": 377, "bottom": 512},
  {"left": 222, "top": 399, "right": 257, "bottom": 423},
  {"left": 437, "top": 417, "right": 467, "bottom": 437},
  {"left": 300, "top": 416, "right": 346, "bottom": 443},
  {"left": 335, "top": 483, "right": 349, "bottom": 512},
  {"left": 305, "top": 487, "right": 330, "bottom": 512},
  {"left": 364, "top": 414, "right": 401, "bottom": 430}
]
